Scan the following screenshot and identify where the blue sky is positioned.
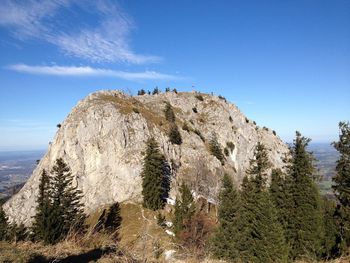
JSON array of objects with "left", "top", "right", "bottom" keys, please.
[{"left": 0, "top": 0, "right": 349, "bottom": 151}]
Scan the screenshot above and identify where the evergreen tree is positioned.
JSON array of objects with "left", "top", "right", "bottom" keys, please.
[
  {"left": 152, "top": 87, "right": 160, "bottom": 95},
  {"left": 0, "top": 205, "right": 9, "bottom": 241},
  {"left": 104, "top": 202, "right": 122, "bottom": 240},
  {"left": 141, "top": 138, "right": 170, "bottom": 210},
  {"left": 6, "top": 222, "right": 28, "bottom": 243},
  {"left": 137, "top": 89, "right": 146, "bottom": 95},
  {"left": 210, "top": 174, "right": 240, "bottom": 260},
  {"left": 286, "top": 131, "right": 323, "bottom": 260},
  {"left": 164, "top": 102, "right": 176, "bottom": 122},
  {"left": 47, "top": 158, "right": 86, "bottom": 244},
  {"left": 332, "top": 121, "right": 350, "bottom": 252},
  {"left": 209, "top": 133, "right": 225, "bottom": 165},
  {"left": 322, "top": 197, "right": 340, "bottom": 259},
  {"left": 32, "top": 169, "right": 52, "bottom": 242},
  {"left": 168, "top": 124, "right": 182, "bottom": 145},
  {"left": 236, "top": 143, "right": 288, "bottom": 263},
  {"left": 173, "top": 183, "right": 195, "bottom": 235},
  {"left": 270, "top": 168, "right": 294, "bottom": 237}
]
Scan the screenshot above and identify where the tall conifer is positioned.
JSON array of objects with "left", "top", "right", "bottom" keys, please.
[
  {"left": 332, "top": 121, "right": 350, "bottom": 252},
  {"left": 32, "top": 169, "right": 52, "bottom": 242},
  {"left": 141, "top": 138, "right": 170, "bottom": 210},
  {"left": 47, "top": 158, "right": 86, "bottom": 244},
  {"left": 286, "top": 131, "right": 323, "bottom": 260},
  {"left": 211, "top": 174, "right": 240, "bottom": 260},
  {"left": 0, "top": 205, "right": 9, "bottom": 240},
  {"left": 236, "top": 142, "right": 288, "bottom": 263}
]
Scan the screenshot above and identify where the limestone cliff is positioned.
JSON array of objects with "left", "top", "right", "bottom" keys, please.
[{"left": 3, "top": 90, "right": 289, "bottom": 225}]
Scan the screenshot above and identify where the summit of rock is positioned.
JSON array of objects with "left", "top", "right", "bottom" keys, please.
[{"left": 4, "top": 90, "right": 289, "bottom": 225}]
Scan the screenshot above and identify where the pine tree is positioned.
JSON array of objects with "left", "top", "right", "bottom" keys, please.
[
  {"left": 137, "top": 89, "right": 146, "bottom": 95},
  {"left": 209, "top": 133, "right": 225, "bottom": 165},
  {"left": 6, "top": 222, "right": 28, "bottom": 243},
  {"left": 168, "top": 124, "right": 182, "bottom": 145},
  {"left": 322, "top": 197, "right": 340, "bottom": 259},
  {"left": 210, "top": 174, "right": 240, "bottom": 260},
  {"left": 270, "top": 168, "right": 294, "bottom": 237},
  {"left": 164, "top": 102, "right": 176, "bottom": 122},
  {"left": 104, "top": 202, "right": 122, "bottom": 240},
  {"left": 332, "top": 121, "right": 350, "bottom": 252},
  {"left": 286, "top": 131, "right": 323, "bottom": 260},
  {"left": 32, "top": 169, "right": 52, "bottom": 242},
  {"left": 173, "top": 183, "right": 195, "bottom": 235},
  {"left": 236, "top": 143, "right": 288, "bottom": 263},
  {"left": 47, "top": 158, "right": 86, "bottom": 244},
  {"left": 0, "top": 205, "right": 9, "bottom": 241},
  {"left": 152, "top": 87, "right": 160, "bottom": 95},
  {"left": 141, "top": 138, "right": 170, "bottom": 210}
]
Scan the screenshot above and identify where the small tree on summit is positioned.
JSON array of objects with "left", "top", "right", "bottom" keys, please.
[{"left": 141, "top": 138, "right": 171, "bottom": 210}]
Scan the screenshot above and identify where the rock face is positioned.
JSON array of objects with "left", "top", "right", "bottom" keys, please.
[{"left": 4, "top": 90, "right": 289, "bottom": 226}]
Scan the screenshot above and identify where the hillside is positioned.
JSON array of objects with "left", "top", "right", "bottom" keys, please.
[{"left": 3, "top": 90, "right": 289, "bottom": 225}]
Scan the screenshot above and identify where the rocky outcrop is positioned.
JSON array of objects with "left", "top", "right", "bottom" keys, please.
[{"left": 3, "top": 90, "right": 289, "bottom": 225}]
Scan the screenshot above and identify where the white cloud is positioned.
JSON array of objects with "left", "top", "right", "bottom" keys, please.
[
  {"left": 8, "top": 64, "right": 180, "bottom": 81},
  {"left": 0, "top": 0, "right": 160, "bottom": 64}
]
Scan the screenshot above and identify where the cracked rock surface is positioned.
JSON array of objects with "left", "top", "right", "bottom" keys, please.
[{"left": 4, "top": 90, "right": 289, "bottom": 226}]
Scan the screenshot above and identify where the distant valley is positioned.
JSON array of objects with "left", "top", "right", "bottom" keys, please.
[{"left": 0, "top": 150, "right": 44, "bottom": 200}]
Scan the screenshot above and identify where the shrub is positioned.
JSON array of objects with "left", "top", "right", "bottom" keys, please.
[
  {"left": 218, "top": 95, "right": 226, "bottom": 102},
  {"left": 253, "top": 121, "right": 257, "bottom": 125},
  {"left": 226, "top": 142, "right": 235, "bottom": 152},
  {"left": 273, "top": 130, "right": 277, "bottom": 136},
  {"left": 263, "top": 126, "right": 268, "bottom": 131},
  {"left": 157, "top": 213, "right": 166, "bottom": 228},
  {"left": 195, "top": 94, "right": 204, "bottom": 101},
  {"left": 173, "top": 88, "right": 178, "bottom": 93},
  {"left": 165, "top": 87, "right": 170, "bottom": 92},
  {"left": 56, "top": 124, "right": 61, "bottom": 128},
  {"left": 182, "top": 122, "right": 191, "bottom": 132},
  {"left": 209, "top": 134, "right": 225, "bottom": 165},
  {"left": 224, "top": 147, "right": 229, "bottom": 157},
  {"left": 137, "top": 89, "right": 146, "bottom": 95},
  {"left": 178, "top": 212, "right": 214, "bottom": 259},
  {"left": 245, "top": 118, "right": 249, "bottom": 123},
  {"left": 164, "top": 102, "right": 176, "bottom": 122},
  {"left": 194, "top": 129, "right": 205, "bottom": 142},
  {"left": 169, "top": 124, "right": 182, "bottom": 145},
  {"left": 152, "top": 87, "right": 160, "bottom": 95},
  {"left": 132, "top": 107, "right": 140, "bottom": 114},
  {"left": 192, "top": 107, "right": 198, "bottom": 113},
  {"left": 229, "top": 116, "right": 233, "bottom": 122}
]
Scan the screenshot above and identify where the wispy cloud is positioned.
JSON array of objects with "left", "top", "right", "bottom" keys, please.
[
  {"left": 8, "top": 64, "right": 180, "bottom": 81},
  {"left": 0, "top": 0, "right": 160, "bottom": 64}
]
